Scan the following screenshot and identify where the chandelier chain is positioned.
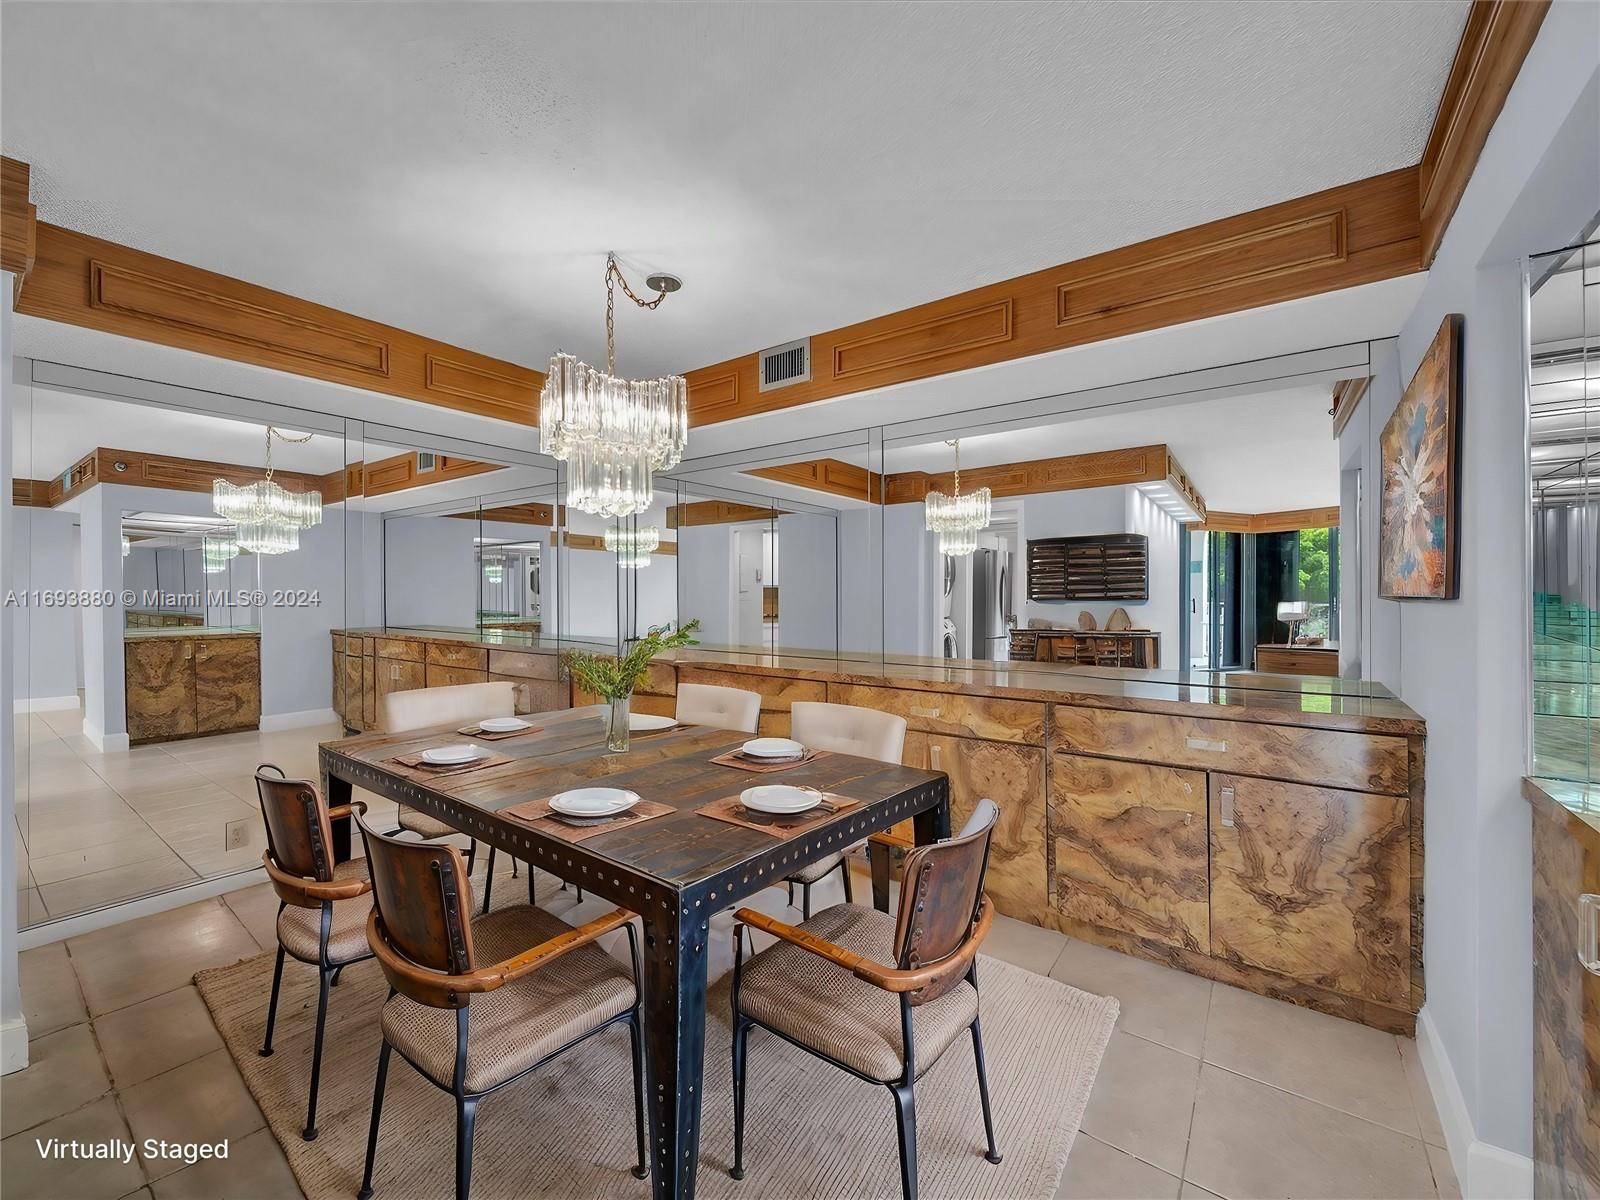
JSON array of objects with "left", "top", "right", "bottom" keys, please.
[
  {"left": 946, "top": 439, "right": 962, "bottom": 497},
  {"left": 605, "top": 252, "right": 670, "bottom": 376},
  {"left": 262, "top": 425, "right": 314, "bottom": 483}
]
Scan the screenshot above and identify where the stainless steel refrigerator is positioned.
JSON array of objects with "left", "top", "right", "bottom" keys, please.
[{"left": 971, "top": 546, "right": 1013, "bottom": 661}]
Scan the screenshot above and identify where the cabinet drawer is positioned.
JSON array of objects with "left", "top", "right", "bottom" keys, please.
[
  {"left": 678, "top": 667, "right": 823, "bottom": 711},
  {"left": 1210, "top": 773, "right": 1409, "bottom": 1006},
  {"left": 332, "top": 633, "right": 347, "bottom": 654},
  {"left": 828, "top": 683, "right": 1045, "bottom": 745},
  {"left": 1054, "top": 705, "right": 1409, "bottom": 796},
  {"left": 488, "top": 650, "right": 559, "bottom": 681},
  {"left": 427, "top": 663, "right": 489, "bottom": 688},
  {"left": 376, "top": 658, "right": 426, "bottom": 704},
  {"left": 425, "top": 642, "right": 488, "bottom": 671},
  {"left": 1051, "top": 753, "right": 1209, "bottom": 952},
  {"left": 375, "top": 637, "right": 423, "bottom": 663},
  {"left": 490, "top": 673, "right": 566, "bottom": 716}
]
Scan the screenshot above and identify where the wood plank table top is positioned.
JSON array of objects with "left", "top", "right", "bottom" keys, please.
[{"left": 319, "top": 704, "right": 950, "bottom": 1200}]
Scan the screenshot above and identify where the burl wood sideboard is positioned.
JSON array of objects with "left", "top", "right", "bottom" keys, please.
[
  {"left": 333, "top": 629, "right": 1426, "bottom": 1033},
  {"left": 125, "top": 628, "right": 260, "bottom": 744}
]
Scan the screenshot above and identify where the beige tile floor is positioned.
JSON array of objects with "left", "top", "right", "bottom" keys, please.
[
  {"left": 3, "top": 856, "right": 1461, "bottom": 1200},
  {"left": 13, "top": 707, "right": 395, "bottom": 926}
]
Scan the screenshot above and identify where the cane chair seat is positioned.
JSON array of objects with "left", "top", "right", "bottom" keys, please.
[
  {"left": 276, "top": 859, "right": 374, "bottom": 965},
  {"left": 787, "top": 852, "right": 848, "bottom": 885},
  {"left": 380, "top": 905, "right": 635, "bottom": 1094},
  {"left": 737, "top": 904, "right": 978, "bottom": 1082},
  {"left": 396, "top": 807, "right": 460, "bottom": 840}
]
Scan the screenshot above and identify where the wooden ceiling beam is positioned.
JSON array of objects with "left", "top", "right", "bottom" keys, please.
[
  {"left": 745, "top": 457, "right": 881, "bottom": 502},
  {"left": 1193, "top": 506, "right": 1340, "bottom": 534},
  {"left": 0, "top": 157, "right": 37, "bottom": 294},
  {"left": 1419, "top": 0, "right": 1552, "bottom": 266}
]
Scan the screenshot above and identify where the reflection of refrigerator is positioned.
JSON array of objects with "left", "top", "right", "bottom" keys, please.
[{"left": 971, "top": 547, "right": 1013, "bottom": 661}]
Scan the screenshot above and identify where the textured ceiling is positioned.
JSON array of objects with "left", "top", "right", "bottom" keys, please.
[{"left": 2, "top": 0, "right": 1466, "bottom": 378}]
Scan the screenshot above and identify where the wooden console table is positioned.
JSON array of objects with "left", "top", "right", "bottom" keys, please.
[{"left": 1255, "top": 643, "right": 1339, "bottom": 676}]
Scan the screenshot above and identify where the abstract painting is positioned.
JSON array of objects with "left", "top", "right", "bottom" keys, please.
[{"left": 1380, "top": 314, "right": 1462, "bottom": 599}]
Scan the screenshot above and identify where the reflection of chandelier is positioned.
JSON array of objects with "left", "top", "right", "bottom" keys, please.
[
  {"left": 202, "top": 534, "right": 239, "bottom": 574},
  {"left": 604, "top": 524, "right": 660, "bottom": 569},
  {"left": 480, "top": 551, "right": 506, "bottom": 585},
  {"left": 121, "top": 535, "right": 131, "bottom": 558},
  {"left": 539, "top": 254, "right": 687, "bottom": 518},
  {"left": 213, "top": 427, "right": 323, "bottom": 555},
  {"left": 924, "top": 439, "right": 990, "bottom": 557}
]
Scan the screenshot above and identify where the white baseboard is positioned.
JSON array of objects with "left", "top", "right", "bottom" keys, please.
[
  {"left": 17, "top": 865, "right": 268, "bottom": 950},
  {"left": 13, "top": 695, "right": 80, "bottom": 713},
  {"left": 81, "top": 720, "right": 129, "bottom": 753},
  {"left": 259, "top": 707, "right": 338, "bottom": 732},
  {"left": 1415, "top": 1007, "right": 1535, "bottom": 1200},
  {"left": 0, "top": 1015, "right": 29, "bottom": 1074}
]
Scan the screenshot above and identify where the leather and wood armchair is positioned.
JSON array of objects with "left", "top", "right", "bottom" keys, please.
[
  {"left": 378, "top": 680, "right": 532, "bottom": 914},
  {"left": 781, "top": 701, "right": 909, "bottom": 918},
  {"left": 353, "top": 813, "right": 647, "bottom": 1200},
  {"left": 254, "top": 764, "right": 375, "bottom": 1142},
  {"left": 732, "top": 800, "right": 1003, "bottom": 1200}
]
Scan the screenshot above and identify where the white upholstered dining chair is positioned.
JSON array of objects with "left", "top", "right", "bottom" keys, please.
[
  {"left": 379, "top": 681, "right": 528, "bottom": 913},
  {"left": 781, "top": 700, "right": 908, "bottom": 917},
  {"left": 676, "top": 682, "right": 761, "bottom": 733}
]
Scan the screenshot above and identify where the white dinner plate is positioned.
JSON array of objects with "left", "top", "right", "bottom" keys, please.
[
  {"left": 478, "top": 716, "right": 531, "bottom": 733},
  {"left": 421, "top": 744, "right": 487, "bottom": 766},
  {"left": 740, "top": 784, "right": 822, "bottom": 814},
  {"left": 549, "top": 787, "right": 641, "bottom": 817},
  {"left": 629, "top": 713, "right": 677, "bottom": 732},
  {"left": 739, "top": 737, "right": 805, "bottom": 760}
]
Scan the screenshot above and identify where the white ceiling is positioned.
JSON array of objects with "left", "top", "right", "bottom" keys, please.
[
  {"left": 876, "top": 383, "right": 1340, "bottom": 512},
  {"left": 2, "top": 0, "right": 1467, "bottom": 378}
]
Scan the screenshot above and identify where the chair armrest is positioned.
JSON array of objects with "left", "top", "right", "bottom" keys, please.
[
  {"left": 261, "top": 852, "right": 372, "bottom": 903},
  {"left": 735, "top": 896, "right": 995, "bottom": 993},
  {"left": 365, "top": 906, "right": 636, "bottom": 1003},
  {"left": 327, "top": 800, "right": 367, "bottom": 822}
]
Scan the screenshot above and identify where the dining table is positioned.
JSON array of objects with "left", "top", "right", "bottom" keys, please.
[{"left": 318, "top": 704, "right": 950, "bottom": 1200}]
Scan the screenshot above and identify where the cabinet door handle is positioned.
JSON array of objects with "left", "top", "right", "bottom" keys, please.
[
  {"left": 1186, "top": 736, "right": 1228, "bottom": 753},
  {"left": 1219, "top": 784, "right": 1235, "bottom": 828},
  {"left": 929, "top": 744, "right": 943, "bottom": 772},
  {"left": 910, "top": 706, "right": 942, "bottom": 718},
  {"left": 1581, "top": 894, "right": 1600, "bottom": 976}
]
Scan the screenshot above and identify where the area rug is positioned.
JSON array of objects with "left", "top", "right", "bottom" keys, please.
[{"left": 196, "top": 924, "right": 1117, "bottom": 1199}]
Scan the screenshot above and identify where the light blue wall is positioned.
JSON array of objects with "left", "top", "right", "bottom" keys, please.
[
  {"left": 10, "top": 507, "right": 80, "bottom": 703},
  {"left": 775, "top": 512, "right": 837, "bottom": 653}
]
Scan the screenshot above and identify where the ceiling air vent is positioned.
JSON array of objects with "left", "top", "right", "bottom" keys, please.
[
  {"left": 416, "top": 452, "right": 437, "bottom": 473},
  {"left": 759, "top": 338, "right": 810, "bottom": 392}
]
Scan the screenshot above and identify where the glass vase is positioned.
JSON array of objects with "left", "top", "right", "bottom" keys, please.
[{"left": 606, "top": 692, "right": 632, "bottom": 753}]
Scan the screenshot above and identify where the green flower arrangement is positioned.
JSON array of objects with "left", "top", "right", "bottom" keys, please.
[{"left": 564, "top": 619, "right": 701, "bottom": 701}]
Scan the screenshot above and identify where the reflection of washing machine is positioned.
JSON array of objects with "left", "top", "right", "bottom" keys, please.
[{"left": 942, "top": 617, "right": 959, "bottom": 659}]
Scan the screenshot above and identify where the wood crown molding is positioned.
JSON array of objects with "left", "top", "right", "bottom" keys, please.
[
  {"left": 688, "top": 168, "right": 1421, "bottom": 426},
  {"left": 11, "top": 479, "right": 50, "bottom": 508},
  {"left": 1194, "top": 506, "right": 1340, "bottom": 534},
  {"left": 12, "top": 217, "right": 544, "bottom": 424},
  {"left": 745, "top": 457, "right": 882, "bottom": 501},
  {"left": 1331, "top": 376, "right": 1372, "bottom": 438},
  {"left": 753, "top": 444, "right": 1208, "bottom": 516},
  {"left": 1, "top": 157, "right": 37, "bottom": 289},
  {"left": 1419, "top": 1, "right": 1552, "bottom": 266},
  {"left": 666, "top": 499, "right": 787, "bottom": 528}
]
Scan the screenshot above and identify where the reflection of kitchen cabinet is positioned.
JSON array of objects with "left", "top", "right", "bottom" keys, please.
[
  {"left": 1051, "top": 754, "right": 1209, "bottom": 953},
  {"left": 1208, "top": 773, "right": 1409, "bottom": 1006},
  {"left": 126, "top": 634, "right": 259, "bottom": 744}
]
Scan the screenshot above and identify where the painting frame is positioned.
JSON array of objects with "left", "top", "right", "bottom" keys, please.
[{"left": 1379, "top": 313, "right": 1463, "bottom": 600}]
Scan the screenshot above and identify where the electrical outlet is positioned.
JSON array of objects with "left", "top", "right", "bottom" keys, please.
[{"left": 225, "top": 819, "right": 251, "bottom": 850}]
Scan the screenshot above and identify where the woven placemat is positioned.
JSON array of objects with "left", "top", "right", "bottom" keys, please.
[
  {"left": 383, "top": 751, "right": 514, "bottom": 780},
  {"left": 455, "top": 721, "right": 545, "bottom": 740},
  {"left": 500, "top": 795, "right": 676, "bottom": 843},
  {"left": 707, "top": 747, "right": 830, "bottom": 774},
  {"left": 697, "top": 791, "right": 858, "bottom": 840}
]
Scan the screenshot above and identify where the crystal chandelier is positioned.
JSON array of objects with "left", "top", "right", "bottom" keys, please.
[
  {"left": 480, "top": 550, "right": 506, "bottom": 585},
  {"left": 213, "top": 427, "right": 322, "bottom": 555},
  {"left": 202, "top": 533, "right": 239, "bottom": 574},
  {"left": 924, "top": 439, "right": 991, "bottom": 557},
  {"left": 120, "top": 535, "right": 131, "bottom": 558},
  {"left": 539, "top": 254, "right": 687, "bottom": 518},
  {"left": 604, "top": 524, "right": 660, "bottom": 569}
]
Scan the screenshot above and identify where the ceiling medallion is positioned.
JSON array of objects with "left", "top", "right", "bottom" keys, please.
[
  {"left": 540, "top": 253, "right": 688, "bottom": 518},
  {"left": 923, "top": 439, "right": 991, "bottom": 557},
  {"left": 212, "top": 426, "right": 323, "bottom": 555}
]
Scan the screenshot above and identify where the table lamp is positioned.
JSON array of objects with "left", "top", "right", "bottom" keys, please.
[{"left": 1277, "top": 601, "right": 1309, "bottom": 644}]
